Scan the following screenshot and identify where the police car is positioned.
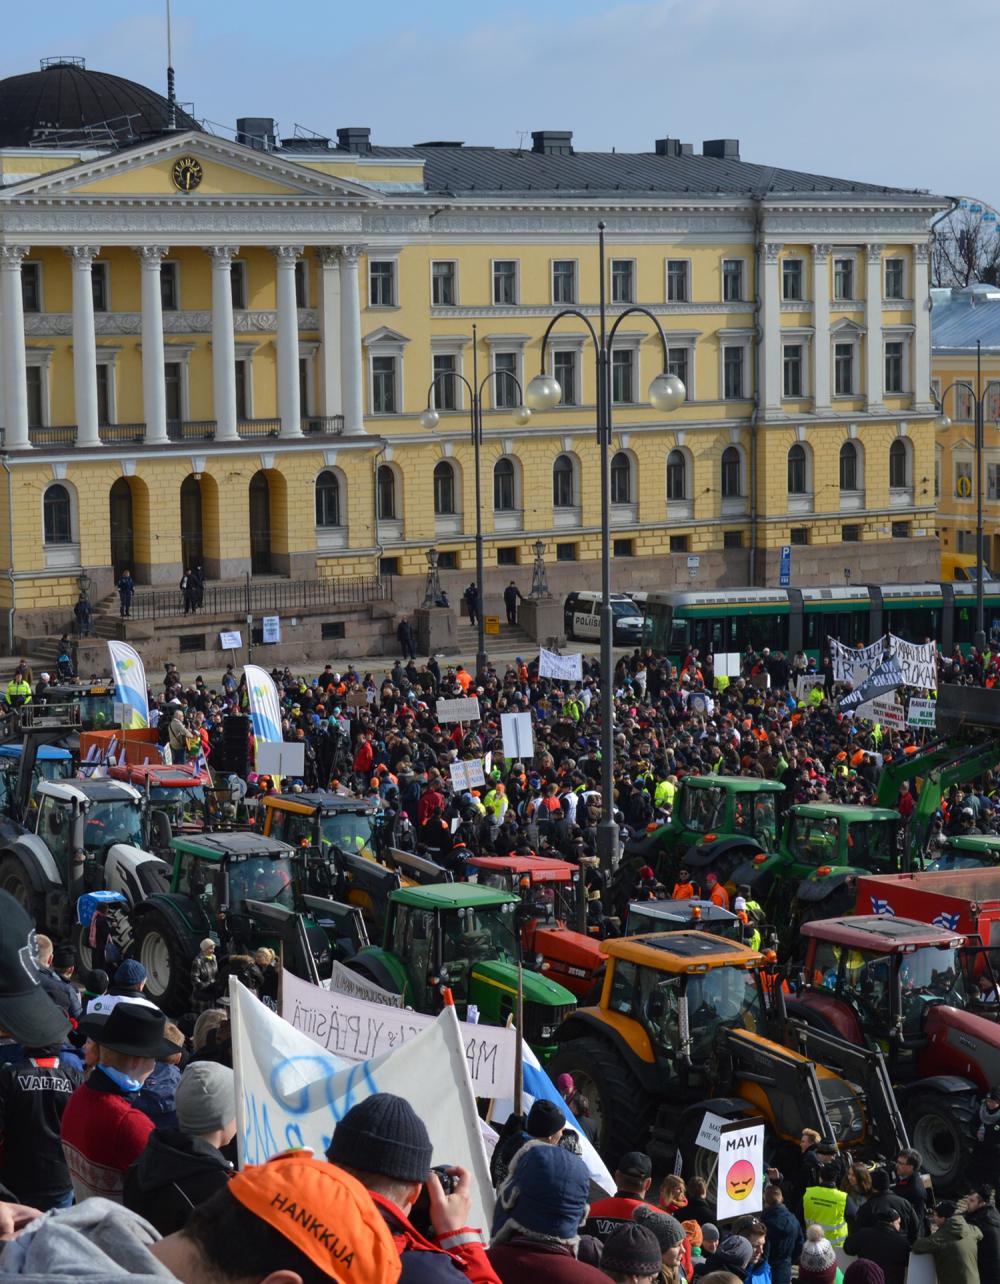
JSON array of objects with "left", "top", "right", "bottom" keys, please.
[{"left": 563, "top": 591, "right": 645, "bottom": 644}]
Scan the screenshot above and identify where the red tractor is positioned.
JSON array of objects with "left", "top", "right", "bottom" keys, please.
[
  {"left": 468, "top": 855, "right": 605, "bottom": 999},
  {"left": 784, "top": 914, "right": 1000, "bottom": 1190}
]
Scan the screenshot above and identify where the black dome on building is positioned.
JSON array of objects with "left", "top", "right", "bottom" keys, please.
[{"left": 0, "top": 57, "right": 200, "bottom": 148}]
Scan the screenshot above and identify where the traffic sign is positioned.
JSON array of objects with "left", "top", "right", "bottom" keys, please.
[{"left": 779, "top": 545, "right": 792, "bottom": 588}]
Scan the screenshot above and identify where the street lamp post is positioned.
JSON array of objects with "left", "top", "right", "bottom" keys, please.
[
  {"left": 525, "top": 222, "right": 686, "bottom": 870},
  {"left": 420, "top": 324, "right": 531, "bottom": 676},
  {"left": 936, "top": 338, "right": 1000, "bottom": 653}
]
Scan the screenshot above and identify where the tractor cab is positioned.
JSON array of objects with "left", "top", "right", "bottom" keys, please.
[
  {"left": 0, "top": 744, "right": 72, "bottom": 814},
  {"left": 45, "top": 683, "right": 119, "bottom": 732},
  {"left": 925, "top": 835, "right": 1000, "bottom": 872},
  {"left": 260, "top": 792, "right": 382, "bottom": 859},
  {"left": 32, "top": 778, "right": 146, "bottom": 887},
  {"left": 625, "top": 898, "right": 742, "bottom": 940},
  {"left": 110, "top": 762, "right": 213, "bottom": 835},
  {"left": 169, "top": 831, "right": 296, "bottom": 928}
]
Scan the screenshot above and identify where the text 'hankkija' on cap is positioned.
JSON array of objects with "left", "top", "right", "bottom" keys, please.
[
  {"left": 229, "top": 1153, "right": 401, "bottom": 1283},
  {"left": 0, "top": 890, "right": 69, "bottom": 1046}
]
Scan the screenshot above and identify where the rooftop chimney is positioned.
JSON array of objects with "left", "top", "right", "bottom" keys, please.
[
  {"left": 337, "top": 126, "right": 371, "bottom": 154},
  {"left": 531, "top": 130, "right": 573, "bottom": 156},
  {"left": 702, "top": 138, "right": 740, "bottom": 161},
  {"left": 236, "top": 117, "right": 276, "bottom": 151}
]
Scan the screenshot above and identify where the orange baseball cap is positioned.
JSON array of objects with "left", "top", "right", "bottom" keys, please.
[{"left": 228, "top": 1153, "right": 401, "bottom": 1284}]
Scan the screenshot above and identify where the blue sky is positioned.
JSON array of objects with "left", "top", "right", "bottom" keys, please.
[{"left": 3, "top": 0, "right": 998, "bottom": 209}]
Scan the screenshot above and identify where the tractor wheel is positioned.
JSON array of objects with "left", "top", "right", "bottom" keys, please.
[
  {"left": 906, "top": 1091, "right": 976, "bottom": 1194},
  {"left": 0, "top": 855, "right": 39, "bottom": 922},
  {"left": 548, "top": 1037, "right": 654, "bottom": 1164},
  {"left": 134, "top": 912, "right": 192, "bottom": 1014}
]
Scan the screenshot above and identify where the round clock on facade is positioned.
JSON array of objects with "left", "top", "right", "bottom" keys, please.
[{"left": 171, "top": 155, "right": 203, "bottom": 192}]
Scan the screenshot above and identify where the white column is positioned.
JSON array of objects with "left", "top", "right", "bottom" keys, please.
[
  {"left": 912, "top": 243, "right": 933, "bottom": 410},
  {"left": 136, "top": 245, "right": 169, "bottom": 444},
  {"left": 0, "top": 246, "right": 30, "bottom": 450},
  {"left": 207, "top": 246, "right": 239, "bottom": 441},
  {"left": 273, "top": 245, "right": 304, "bottom": 438},
  {"left": 67, "top": 245, "right": 101, "bottom": 447},
  {"left": 865, "top": 243, "right": 885, "bottom": 412},
  {"left": 317, "top": 248, "right": 342, "bottom": 420},
  {"left": 760, "top": 241, "right": 783, "bottom": 415},
  {"left": 338, "top": 244, "right": 365, "bottom": 434},
  {"left": 812, "top": 244, "right": 832, "bottom": 413}
]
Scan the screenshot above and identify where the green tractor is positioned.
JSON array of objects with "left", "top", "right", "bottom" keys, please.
[
  {"left": 131, "top": 831, "right": 369, "bottom": 1012},
  {"left": 347, "top": 883, "right": 577, "bottom": 1061},
  {"left": 924, "top": 834, "right": 1000, "bottom": 871}
]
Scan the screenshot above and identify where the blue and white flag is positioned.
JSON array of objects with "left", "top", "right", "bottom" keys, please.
[
  {"left": 869, "top": 896, "right": 896, "bottom": 916},
  {"left": 932, "top": 911, "right": 961, "bottom": 932},
  {"left": 244, "top": 663, "right": 283, "bottom": 745},
  {"left": 107, "top": 640, "right": 149, "bottom": 728}
]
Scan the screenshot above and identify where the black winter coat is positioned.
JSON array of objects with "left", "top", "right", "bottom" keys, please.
[
  {"left": 965, "top": 1203, "right": 1000, "bottom": 1283},
  {"left": 123, "top": 1129, "right": 234, "bottom": 1234},
  {"left": 843, "top": 1223, "right": 911, "bottom": 1284}
]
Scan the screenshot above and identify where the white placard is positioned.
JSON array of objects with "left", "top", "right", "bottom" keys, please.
[
  {"left": 907, "top": 697, "right": 937, "bottom": 729},
  {"left": 219, "top": 630, "right": 243, "bottom": 650},
  {"left": 261, "top": 615, "right": 281, "bottom": 644},
  {"left": 253, "top": 740, "right": 306, "bottom": 777},
  {"left": 795, "top": 675, "right": 826, "bottom": 700},
  {"left": 685, "top": 691, "right": 715, "bottom": 715},
  {"left": 890, "top": 635, "right": 937, "bottom": 690},
  {"left": 324, "top": 959, "right": 403, "bottom": 1007},
  {"left": 716, "top": 653, "right": 743, "bottom": 679},
  {"left": 436, "top": 696, "right": 482, "bottom": 723},
  {"left": 501, "top": 711, "right": 534, "bottom": 760},
  {"left": 715, "top": 1118, "right": 765, "bottom": 1220},
  {"left": 538, "top": 648, "right": 583, "bottom": 682},
  {"left": 871, "top": 696, "right": 905, "bottom": 729},
  {"left": 695, "top": 1109, "right": 728, "bottom": 1153},
  {"left": 449, "top": 758, "right": 487, "bottom": 791},
  {"left": 282, "top": 969, "right": 516, "bottom": 1098}
]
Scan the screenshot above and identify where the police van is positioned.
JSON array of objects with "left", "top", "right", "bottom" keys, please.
[{"left": 563, "top": 591, "right": 645, "bottom": 644}]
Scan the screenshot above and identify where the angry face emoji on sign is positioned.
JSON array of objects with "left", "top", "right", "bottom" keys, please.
[{"left": 725, "top": 1158, "right": 756, "bottom": 1201}]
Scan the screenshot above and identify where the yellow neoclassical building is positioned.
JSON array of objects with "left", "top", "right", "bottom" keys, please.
[{"left": 0, "top": 58, "right": 948, "bottom": 652}]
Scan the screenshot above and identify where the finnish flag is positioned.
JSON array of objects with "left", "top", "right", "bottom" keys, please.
[
  {"left": 932, "top": 911, "right": 961, "bottom": 932},
  {"left": 870, "top": 896, "right": 896, "bottom": 916}
]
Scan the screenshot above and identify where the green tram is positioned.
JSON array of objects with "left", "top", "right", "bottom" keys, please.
[{"left": 641, "top": 582, "right": 1000, "bottom": 664}]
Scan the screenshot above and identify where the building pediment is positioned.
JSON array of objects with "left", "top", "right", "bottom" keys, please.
[
  {"left": 1, "top": 130, "right": 383, "bottom": 205},
  {"left": 830, "top": 317, "right": 866, "bottom": 336},
  {"left": 363, "top": 326, "right": 410, "bottom": 346}
]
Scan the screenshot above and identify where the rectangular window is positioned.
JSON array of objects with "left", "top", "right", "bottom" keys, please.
[
  {"left": 96, "top": 364, "right": 111, "bottom": 424},
  {"left": 496, "top": 546, "right": 519, "bottom": 566},
  {"left": 722, "top": 259, "right": 743, "bottom": 301},
  {"left": 669, "top": 534, "right": 690, "bottom": 553},
  {"left": 782, "top": 259, "right": 803, "bottom": 300},
  {"left": 553, "top": 350, "right": 577, "bottom": 405},
  {"left": 989, "top": 463, "right": 1000, "bottom": 501},
  {"left": 956, "top": 386, "right": 975, "bottom": 421},
  {"left": 957, "top": 530, "right": 975, "bottom": 554},
  {"left": 611, "top": 349, "right": 635, "bottom": 404},
  {"left": 613, "top": 538, "right": 634, "bottom": 556},
  {"left": 783, "top": 344, "right": 803, "bottom": 397},
  {"left": 230, "top": 261, "right": 246, "bottom": 310},
  {"left": 555, "top": 542, "right": 577, "bottom": 561},
  {"left": 21, "top": 264, "right": 40, "bottom": 313},
  {"left": 833, "top": 257, "right": 854, "bottom": 300},
  {"left": 492, "top": 260, "right": 517, "bottom": 305},
  {"left": 431, "top": 261, "right": 457, "bottom": 306},
  {"left": 835, "top": 343, "right": 854, "bottom": 395},
  {"left": 164, "top": 361, "right": 182, "bottom": 421},
  {"left": 178, "top": 634, "right": 206, "bottom": 653},
  {"left": 611, "top": 259, "right": 634, "bottom": 304},
  {"left": 371, "top": 355, "right": 398, "bottom": 414},
  {"left": 160, "top": 263, "right": 179, "bottom": 311},
  {"left": 723, "top": 530, "right": 744, "bottom": 549},
  {"left": 493, "top": 352, "right": 517, "bottom": 408},
  {"left": 369, "top": 260, "right": 396, "bottom": 307},
  {"left": 885, "top": 340, "right": 904, "bottom": 394},
  {"left": 723, "top": 347, "right": 744, "bottom": 399},
  {"left": 666, "top": 260, "right": 689, "bottom": 302},
  {"left": 891, "top": 522, "right": 910, "bottom": 539},
  {"left": 25, "top": 367, "right": 43, "bottom": 427},
  {"left": 885, "top": 258, "right": 905, "bottom": 299},
  {"left": 235, "top": 360, "right": 248, "bottom": 421},
  {"left": 552, "top": 260, "right": 576, "bottom": 304},
  {"left": 668, "top": 346, "right": 688, "bottom": 390},
  {"left": 955, "top": 459, "right": 973, "bottom": 497},
  {"left": 377, "top": 557, "right": 400, "bottom": 578},
  {"left": 436, "top": 551, "right": 458, "bottom": 570},
  {"left": 842, "top": 524, "right": 861, "bottom": 542},
  {"left": 294, "top": 260, "right": 307, "bottom": 308},
  {"left": 790, "top": 527, "right": 810, "bottom": 545},
  {"left": 432, "top": 354, "right": 457, "bottom": 410},
  {"left": 91, "top": 263, "right": 108, "bottom": 312},
  {"left": 299, "top": 357, "right": 310, "bottom": 417}
]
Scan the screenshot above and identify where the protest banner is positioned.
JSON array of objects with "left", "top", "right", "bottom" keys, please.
[
  {"left": 107, "top": 641, "right": 149, "bottom": 728},
  {"left": 261, "top": 615, "right": 281, "bottom": 644},
  {"left": 890, "top": 635, "right": 937, "bottom": 690},
  {"left": 449, "top": 758, "right": 487, "bottom": 791},
  {"left": 436, "top": 696, "right": 482, "bottom": 723},
  {"left": 871, "top": 696, "right": 905, "bottom": 729},
  {"left": 232, "top": 978, "right": 494, "bottom": 1230},
  {"left": 829, "top": 636, "right": 886, "bottom": 683},
  {"left": 538, "top": 649, "right": 583, "bottom": 682},
  {"left": 839, "top": 656, "right": 904, "bottom": 712},
  {"left": 907, "top": 697, "right": 937, "bottom": 729},
  {"left": 714, "top": 1118, "right": 765, "bottom": 1220},
  {"left": 282, "top": 970, "right": 516, "bottom": 1098},
  {"left": 324, "top": 960, "right": 403, "bottom": 1006},
  {"left": 715, "top": 652, "right": 743, "bottom": 679},
  {"left": 219, "top": 630, "right": 243, "bottom": 650},
  {"left": 501, "top": 711, "right": 534, "bottom": 759}
]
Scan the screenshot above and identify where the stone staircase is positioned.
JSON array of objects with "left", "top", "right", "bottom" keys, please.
[{"left": 456, "top": 618, "right": 534, "bottom": 658}]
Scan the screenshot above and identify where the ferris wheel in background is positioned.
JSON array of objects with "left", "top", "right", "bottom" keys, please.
[{"left": 931, "top": 196, "right": 1000, "bottom": 288}]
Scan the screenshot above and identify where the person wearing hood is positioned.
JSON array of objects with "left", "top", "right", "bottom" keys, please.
[
  {"left": 912, "top": 1201, "right": 982, "bottom": 1284},
  {"left": 972, "top": 1085, "right": 1000, "bottom": 1184},
  {"left": 124, "top": 1062, "right": 236, "bottom": 1234},
  {"left": 963, "top": 1184, "right": 1000, "bottom": 1283}
]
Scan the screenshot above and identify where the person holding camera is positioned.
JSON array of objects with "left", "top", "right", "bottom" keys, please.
[{"left": 326, "top": 1092, "right": 500, "bottom": 1283}]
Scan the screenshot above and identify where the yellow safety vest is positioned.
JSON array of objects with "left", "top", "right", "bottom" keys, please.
[{"left": 802, "top": 1185, "right": 848, "bottom": 1246}]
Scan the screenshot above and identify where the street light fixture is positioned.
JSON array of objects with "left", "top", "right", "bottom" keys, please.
[
  {"left": 420, "top": 322, "right": 531, "bottom": 675},
  {"left": 526, "top": 221, "right": 686, "bottom": 871}
]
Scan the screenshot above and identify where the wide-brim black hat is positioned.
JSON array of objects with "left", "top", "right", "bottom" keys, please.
[{"left": 78, "top": 1000, "right": 178, "bottom": 1058}]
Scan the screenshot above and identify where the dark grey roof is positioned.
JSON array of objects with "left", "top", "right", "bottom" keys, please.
[
  {"left": 366, "top": 144, "right": 936, "bottom": 201},
  {"left": 932, "top": 284, "right": 1000, "bottom": 353}
]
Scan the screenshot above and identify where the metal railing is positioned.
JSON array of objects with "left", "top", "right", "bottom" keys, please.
[
  {"left": 237, "top": 418, "right": 281, "bottom": 438},
  {"left": 167, "top": 420, "right": 218, "bottom": 441},
  {"left": 99, "top": 423, "right": 147, "bottom": 444},
  {"left": 126, "top": 573, "right": 393, "bottom": 620},
  {"left": 28, "top": 425, "right": 77, "bottom": 447},
  {"left": 303, "top": 415, "right": 345, "bottom": 435}
]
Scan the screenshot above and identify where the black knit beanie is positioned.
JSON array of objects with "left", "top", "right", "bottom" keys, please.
[
  {"left": 601, "top": 1223, "right": 663, "bottom": 1276},
  {"left": 326, "top": 1092, "right": 433, "bottom": 1182}
]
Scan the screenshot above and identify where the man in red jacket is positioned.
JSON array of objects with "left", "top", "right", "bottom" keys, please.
[
  {"left": 60, "top": 1000, "right": 179, "bottom": 1203},
  {"left": 585, "top": 1151, "right": 655, "bottom": 1240}
]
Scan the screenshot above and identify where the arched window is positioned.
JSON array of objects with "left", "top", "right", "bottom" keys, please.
[
  {"left": 315, "top": 470, "right": 341, "bottom": 527},
  {"left": 787, "top": 443, "right": 807, "bottom": 495},
  {"left": 889, "top": 439, "right": 908, "bottom": 489},
  {"left": 433, "top": 461, "right": 455, "bottom": 515},
  {"left": 667, "top": 449, "right": 687, "bottom": 501},
  {"left": 493, "top": 458, "right": 516, "bottom": 511},
  {"left": 840, "top": 441, "right": 858, "bottom": 491},
  {"left": 43, "top": 484, "right": 72, "bottom": 545},
  {"left": 721, "top": 446, "right": 742, "bottom": 498},
  {"left": 610, "top": 451, "right": 632, "bottom": 505},
  {"left": 553, "top": 454, "right": 575, "bottom": 508},
  {"left": 377, "top": 464, "right": 396, "bottom": 519}
]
